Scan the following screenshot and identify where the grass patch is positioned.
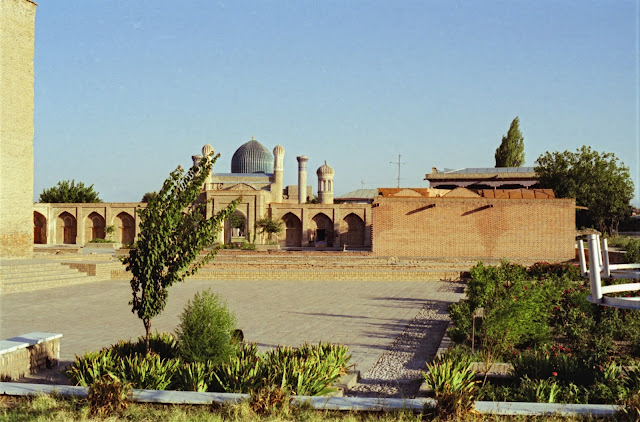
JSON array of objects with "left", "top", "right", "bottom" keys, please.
[{"left": 0, "top": 393, "right": 610, "bottom": 421}]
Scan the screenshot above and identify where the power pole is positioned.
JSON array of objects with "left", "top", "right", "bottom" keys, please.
[{"left": 390, "top": 155, "right": 405, "bottom": 188}]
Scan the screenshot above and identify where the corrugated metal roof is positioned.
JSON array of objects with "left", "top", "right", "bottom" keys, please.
[
  {"left": 442, "top": 167, "right": 536, "bottom": 174},
  {"left": 336, "top": 189, "right": 378, "bottom": 199}
]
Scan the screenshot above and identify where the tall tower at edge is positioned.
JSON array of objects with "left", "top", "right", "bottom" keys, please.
[
  {"left": 0, "top": 0, "right": 36, "bottom": 257},
  {"left": 272, "top": 145, "right": 285, "bottom": 203}
]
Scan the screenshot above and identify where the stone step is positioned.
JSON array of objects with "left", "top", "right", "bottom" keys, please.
[
  {"left": 0, "top": 261, "right": 106, "bottom": 294},
  {"left": 2, "top": 270, "right": 88, "bottom": 283},
  {"left": 0, "top": 263, "right": 72, "bottom": 275},
  {"left": 1, "top": 274, "right": 106, "bottom": 294}
]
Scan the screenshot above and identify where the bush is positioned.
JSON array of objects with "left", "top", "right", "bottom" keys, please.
[
  {"left": 626, "top": 239, "right": 640, "bottom": 263},
  {"left": 423, "top": 351, "right": 478, "bottom": 419},
  {"left": 175, "top": 289, "right": 237, "bottom": 364}
]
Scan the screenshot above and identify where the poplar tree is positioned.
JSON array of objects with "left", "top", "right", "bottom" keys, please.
[
  {"left": 123, "top": 152, "right": 239, "bottom": 354},
  {"left": 495, "top": 117, "right": 525, "bottom": 167}
]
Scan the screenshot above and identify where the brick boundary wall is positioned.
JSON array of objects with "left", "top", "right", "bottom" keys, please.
[
  {"left": 372, "top": 197, "right": 576, "bottom": 260},
  {"left": 0, "top": 333, "right": 60, "bottom": 381}
]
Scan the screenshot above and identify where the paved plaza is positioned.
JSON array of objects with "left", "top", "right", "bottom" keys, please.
[{"left": 1, "top": 277, "right": 464, "bottom": 380}]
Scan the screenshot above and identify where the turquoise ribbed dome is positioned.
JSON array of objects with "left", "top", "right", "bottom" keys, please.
[{"left": 231, "top": 139, "right": 274, "bottom": 174}]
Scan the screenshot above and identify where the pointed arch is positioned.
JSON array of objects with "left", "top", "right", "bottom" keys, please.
[
  {"left": 33, "top": 211, "right": 47, "bottom": 244},
  {"left": 281, "top": 212, "right": 302, "bottom": 247},
  {"left": 309, "top": 212, "right": 334, "bottom": 246},
  {"left": 85, "top": 212, "right": 106, "bottom": 242},
  {"left": 115, "top": 212, "right": 135, "bottom": 245},
  {"left": 225, "top": 210, "right": 247, "bottom": 243},
  {"left": 56, "top": 212, "right": 77, "bottom": 244},
  {"left": 341, "top": 213, "right": 365, "bottom": 247}
]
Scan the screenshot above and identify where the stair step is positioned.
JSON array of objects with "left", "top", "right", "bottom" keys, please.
[{"left": 1, "top": 275, "right": 106, "bottom": 294}]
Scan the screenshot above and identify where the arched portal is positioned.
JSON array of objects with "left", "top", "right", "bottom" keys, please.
[
  {"left": 342, "top": 213, "right": 365, "bottom": 247},
  {"left": 85, "top": 212, "right": 106, "bottom": 242},
  {"left": 225, "top": 210, "right": 247, "bottom": 244},
  {"left": 56, "top": 212, "right": 77, "bottom": 244},
  {"left": 281, "top": 213, "right": 302, "bottom": 247},
  {"left": 33, "top": 211, "right": 47, "bottom": 244},
  {"left": 116, "top": 212, "right": 135, "bottom": 245},
  {"left": 310, "top": 213, "right": 334, "bottom": 246}
]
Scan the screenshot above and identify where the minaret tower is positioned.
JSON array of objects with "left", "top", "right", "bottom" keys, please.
[
  {"left": 272, "top": 145, "right": 285, "bottom": 203},
  {"left": 296, "top": 155, "right": 309, "bottom": 204},
  {"left": 317, "top": 161, "right": 335, "bottom": 204}
]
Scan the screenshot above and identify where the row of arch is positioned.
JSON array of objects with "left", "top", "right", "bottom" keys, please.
[
  {"left": 34, "top": 209, "right": 366, "bottom": 248},
  {"left": 33, "top": 211, "right": 135, "bottom": 245},
  {"left": 226, "top": 211, "right": 365, "bottom": 247}
]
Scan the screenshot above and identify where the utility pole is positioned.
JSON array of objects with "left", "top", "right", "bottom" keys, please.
[{"left": 390, "top": 155, "right": 405, "bottom": 188}]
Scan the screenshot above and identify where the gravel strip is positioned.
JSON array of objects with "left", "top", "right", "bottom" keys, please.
[{"left": 348, "top": 302, "right": 450, "bottom": 398}]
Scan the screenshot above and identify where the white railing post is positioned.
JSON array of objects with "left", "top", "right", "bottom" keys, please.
[
  {"left": 587, "top": 234, "right": 603, "bottom": 302},
  {"left": 578, "top": 240, "right": 588, "bottom": 278},
  {"left": 602, "top": 237, "right": 611, "bottom": 278}
]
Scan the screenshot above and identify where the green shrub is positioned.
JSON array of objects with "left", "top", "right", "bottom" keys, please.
[
  {"left": 626, "top": 239, "right": 640, "bottom": 263},
  {"left": 447, "top": 301, "right": 472, "bottom": 344},
  {"left": 215, "top": 342, "right": 265, "bottom": 393},
  {"left": 64, "top": 349, "right": 117, "bottom": 387},
  {"left": 262, "top": 345, "right": 347, "bottom": 396},
  {"left": 518, "top": 376, "right": 561, "bottom": 403},
  {"left": 111, "top": 331, "right": 179, "bottom": 360},
  {"left": 175, "top": 289, "right": 237, "bottom": 364},
  {"left": 526, "top": 262, "right": 581, "bottom": 280},
  {"left": 114, "top": 353, "right": 179, "bottom": 390},
  {"left": 481, "top": 281, "right": 552, "bottom": 354},
  {"left": 174, "top": 360, "right": 220, "bottom": 392},
  {"left": 88, "top": 238, "right": 115, "bottom": 243},
  {"left": 423, "top": 351, "right": 478, "bottom": 419},
  {"left": 510, "top": 346, "right": 589, "bottom": 385}
]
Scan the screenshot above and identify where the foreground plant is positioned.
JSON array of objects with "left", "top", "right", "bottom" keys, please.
[
  {"left": 423, "top": 352, "right": 478, "bottom": 419},
  {"left": 175, "top": 289, "right": 238, "bottom": 365},
  {"left": 123, "top": 151, "right": 240, "bottom": 354}
]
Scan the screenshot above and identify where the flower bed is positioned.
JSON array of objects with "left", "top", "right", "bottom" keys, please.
[{"left": 433, "top": 261, "right": 640, "bottom": 406}]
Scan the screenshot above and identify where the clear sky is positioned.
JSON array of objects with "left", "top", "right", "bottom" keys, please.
[{"left": 33, "top": 1, "right": 639, "bottom": 204}]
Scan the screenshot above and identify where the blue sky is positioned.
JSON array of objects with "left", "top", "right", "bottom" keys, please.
[{"left": 33, "top": 1, "right": 639, "bottom": 203}]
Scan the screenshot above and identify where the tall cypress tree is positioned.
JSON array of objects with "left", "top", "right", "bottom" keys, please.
[{"left": 495, "top": 117, "right": 525, "bottom": 167}]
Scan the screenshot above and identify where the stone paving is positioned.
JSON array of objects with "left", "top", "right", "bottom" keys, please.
[{"left": 0, "top": 277, "right": 464, "bottom": 382}]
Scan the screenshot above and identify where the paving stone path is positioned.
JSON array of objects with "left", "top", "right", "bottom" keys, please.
[{"left": 1, "top": 277, "right": 464, "bottom": 387}]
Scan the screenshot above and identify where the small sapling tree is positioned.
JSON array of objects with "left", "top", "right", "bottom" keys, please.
[
  {"left": 123, "top": 152, "right": 239, "bottom": 354},
  {"left": 256, "top": 216, "right": 283, "bottom": 244}
]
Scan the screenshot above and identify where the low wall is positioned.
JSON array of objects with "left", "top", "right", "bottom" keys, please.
[{"left": 0, "top": 333, "right": 61, "bottom": 381}]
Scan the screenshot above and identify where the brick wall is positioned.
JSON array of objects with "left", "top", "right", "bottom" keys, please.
[
  {"left": 372, "top": 197, "right": 575, "bottom": 260},
  {"left": 0, "top": 0, "right": 36, "bottom": 257}
]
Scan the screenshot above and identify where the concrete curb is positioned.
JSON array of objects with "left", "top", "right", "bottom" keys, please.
[{"left": 0, "top": 382, "right": 622, "bottom": 416}]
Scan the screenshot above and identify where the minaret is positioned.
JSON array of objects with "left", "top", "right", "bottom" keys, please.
[
  {"left": 272, "top": 145, "right": 285, "bottom": 203},
  {"left": 201, "top": 144, "right": 214, "bottom": 186},
  {"left": 296, "top": 156, "right": 309, "bottom": 204},
  {"left": 317, "top": 161, "right": 335, "bottom": 204}
]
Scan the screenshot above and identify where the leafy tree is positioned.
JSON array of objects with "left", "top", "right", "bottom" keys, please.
[
  {"left": 39, "top": 180, "right": 102, "bottom": 203},
  {"left": 140, "top": 192, "right": 157, "bottom": 203},
  {"left": 123, "top": 152, "right": 239, "bottom": 354},
  {"left": 229, "top": 214, "right": 246, "bottom": 230},
  {"left": 255, "top": 216, "right": 284, "bottom": 243},
  {"left": 535, "top": 146, "right": 634, "bottom": 234},
  {"left": 495, "top": 117, "right": 525, "bottom": 167}
]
